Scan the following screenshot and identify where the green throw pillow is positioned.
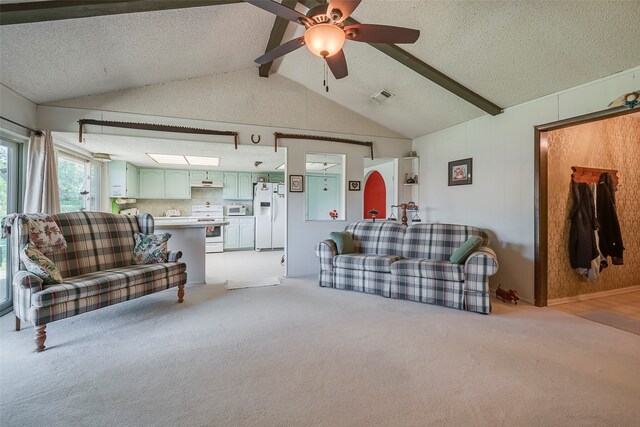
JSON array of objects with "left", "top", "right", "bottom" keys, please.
[
  {"left": 450, "top": 236, "right": 483, "bottom": 264},
  {"left": 330, "top": 231, "right": 355, "bottom": 255}
]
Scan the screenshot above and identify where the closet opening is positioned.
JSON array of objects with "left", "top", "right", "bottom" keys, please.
[{"left": 534, "top": 106, "right": 640, "bottom": 307}]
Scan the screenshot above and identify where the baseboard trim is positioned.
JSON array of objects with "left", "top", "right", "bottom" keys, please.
[{"left": 548, "top": 285, "right": 640, "bottom": 306}]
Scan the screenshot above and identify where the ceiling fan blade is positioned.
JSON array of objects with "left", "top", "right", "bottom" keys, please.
[
  {"left": 243, "top": 0, "right": 310, "bottom": 25},
  {"left": 326, "top": 0, "right": 362, "bottom": 23},
  {"left": 344, "top": 24, "right": 420, "bottom": 44},
  {"left": 325, "top": 49, "right": 348, "bottom": 79},
  {"left": 255, "top": 36, "right": 305, "bottom": 64}
]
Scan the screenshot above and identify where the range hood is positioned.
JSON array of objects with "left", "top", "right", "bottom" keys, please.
[{"left": 191, "top": 180, "right": 223, "bottom": 188}]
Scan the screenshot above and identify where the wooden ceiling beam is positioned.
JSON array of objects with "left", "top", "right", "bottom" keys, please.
[
  {"left": 0, "top": 0, "right": 243, "bottom": 26},
  {"left": 258, "top": 0, "right": 299, "bottom": 77},
  {"left": 298, "top": 0, "right": 502, "bottom": 116}
]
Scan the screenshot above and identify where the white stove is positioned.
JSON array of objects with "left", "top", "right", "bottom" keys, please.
[{"left": 192, "top": 204, "right": 224, "bottom": 253}]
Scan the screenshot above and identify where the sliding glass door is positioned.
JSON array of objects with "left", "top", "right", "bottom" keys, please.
[{"left": 0, "top": 140, "right": 19, "bottom": 314}]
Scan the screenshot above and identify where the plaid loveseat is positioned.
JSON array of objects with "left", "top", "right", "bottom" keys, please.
[
  {"left": 316, "top": 221, "right": 498, "bottom": 314},
  {"left": 11, "top": 212, "right": 187, "bottom": 352}
]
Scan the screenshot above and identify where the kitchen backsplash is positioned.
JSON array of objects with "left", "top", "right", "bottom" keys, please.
[{"left": 119, "top": 188, "right": 253, "bottom": 217}]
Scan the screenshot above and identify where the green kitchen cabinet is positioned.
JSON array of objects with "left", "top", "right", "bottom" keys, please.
[
  {"left": 139, "top": 169, "right": 165, "bottom": 199},
  {"left": 238, "top": 218, "right": 255, "bottom": 248},
  {"left": 268, "top": 172, "right": 285, "bottom": 183},
  {"left": 165, "top": 170, "right": 191, "bottom": 199},
  {"left": 224, "top": 217, "right": 254, "bottom": 250},
  {"left": 238, "top": 173, "right": 253, "bottom": 199},
  {"left": 191, "top": 170, "right": 223, "bottom": 186},
  {"left": 223, "top": 172, "right": 238, "bottom": 199},
  {"left": 189, "top": 170, "right": 207, "bottom": 184},
  {"left": 207, "top": 171, "right": 224, "bottom": 182},
  {"left": 224, "top": 220, "right": 240, "bottom": 250},
  {"left": 109, "top": 161, "right": 139, "bottom": 198},
  {"left": 223, "top": 172, "right": 253, "bottom": 199}
]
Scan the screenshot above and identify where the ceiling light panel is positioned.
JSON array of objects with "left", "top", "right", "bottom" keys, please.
[
  {"left": 185, "top": 156, "right": 220, "bottom": 166},
  {"left": 147, "top": 153, "right": 188, "bottom": 165}
]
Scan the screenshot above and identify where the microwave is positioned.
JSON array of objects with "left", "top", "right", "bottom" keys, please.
[{"left": 225, "top": 205, "right": 247, "bottom": 216}]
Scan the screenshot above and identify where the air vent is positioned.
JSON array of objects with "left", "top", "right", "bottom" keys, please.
[{"left": 371, "top": 89, "right": 394, "bottom": 104}]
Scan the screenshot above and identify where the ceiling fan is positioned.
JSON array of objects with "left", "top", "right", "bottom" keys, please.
[{"left": 244, "top": 0, "right": 420, "bottom": 79}]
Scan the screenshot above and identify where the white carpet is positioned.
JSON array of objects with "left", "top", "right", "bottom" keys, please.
[
  {"left": 2, "top": 278, "right": 640, "bottom": 427},
  {"left": 225, "top": 276, "right": 281, "bottom": 290}
]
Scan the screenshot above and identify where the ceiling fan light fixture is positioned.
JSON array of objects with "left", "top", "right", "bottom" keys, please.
[{"left": 304, "top": 24, "right": 345, "bottom": 58}]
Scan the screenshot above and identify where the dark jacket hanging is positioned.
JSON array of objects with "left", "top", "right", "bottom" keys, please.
[
  {"left": 569, "top": 181, "right": 599, "bottom": 269},
  {"left": 597, "top": 172, "right": 624, "bottom": 265}
]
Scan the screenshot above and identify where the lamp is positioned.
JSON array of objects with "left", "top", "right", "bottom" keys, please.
[
  {"left": 304, "top": 24, "right": 346, "bottom": 58},
  {"left": 92, "top": 153, "right": 112, "bottom": 162}
]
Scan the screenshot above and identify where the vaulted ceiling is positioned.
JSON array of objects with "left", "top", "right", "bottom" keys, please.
[{"left": 1, "top": 1, "right": 639, "bottom": 138}]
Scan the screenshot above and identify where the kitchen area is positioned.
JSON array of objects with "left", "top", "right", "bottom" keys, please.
[{"left": 108, "top": 157, "right": 286, "bottom": 286}]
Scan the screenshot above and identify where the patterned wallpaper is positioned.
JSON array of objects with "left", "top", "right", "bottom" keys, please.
[{"left": 546, "top": 113, "right": 640, "bottom": 300}]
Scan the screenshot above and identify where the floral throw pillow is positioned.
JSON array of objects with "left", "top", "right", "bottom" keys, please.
[
  {"left": 26, "top": 214, "right": 67, "bottom": 254},
  {"left": 133, "top": 233, "right": 171, "bottom": 265},
  {"left": 20, "top": 244, "right": 63, "bottom": 284}
]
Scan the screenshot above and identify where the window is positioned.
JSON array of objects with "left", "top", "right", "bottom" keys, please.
[
  {"left": 1, "top": 139, "right": 20, "bottom": 315},
  {"left": 305, "top": 153, "right": 345, "bottom": 221},
  {"left": 57, "top": 153, "right": 101, "bottom": 212}
]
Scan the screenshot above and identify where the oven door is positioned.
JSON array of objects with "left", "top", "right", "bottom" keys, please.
[{"left": 205, "top": 225, "right": 223, "bottom": 242}]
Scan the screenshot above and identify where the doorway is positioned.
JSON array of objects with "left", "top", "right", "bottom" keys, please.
[
  {"left": 534, "top": 106, "right": 640, "bottom": 307},
  {"left": 364, "top": 171, "right": 386, "bottom": 219},
  {"left": 363, "top": 157, "right": 397, "bottom": 220}
]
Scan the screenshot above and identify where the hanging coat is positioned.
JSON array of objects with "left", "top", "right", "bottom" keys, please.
[
  {"left": 597, "top": 173, "right": 624, "bottom": 265},
  {"left": 569, "top": 181, "right": 600, "bottom": 269}
]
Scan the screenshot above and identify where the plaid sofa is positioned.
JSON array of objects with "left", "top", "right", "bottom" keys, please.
[
  {"left": 316, "top": 221, "right": 498, "bottom": 314},
  {"left": 11, "top": 212, "right": 187, "bottom": 352}
]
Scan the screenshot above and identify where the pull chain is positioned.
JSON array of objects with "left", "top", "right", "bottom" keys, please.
[{"left": 324, "top": 62, "right": 329, "bottom": 93}]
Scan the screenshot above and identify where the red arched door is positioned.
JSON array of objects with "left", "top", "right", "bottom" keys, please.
[{"left": 364, "top": 171, "right": 386, "bottom": 219}]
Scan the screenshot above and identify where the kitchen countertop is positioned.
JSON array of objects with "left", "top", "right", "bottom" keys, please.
[{"left": 154, "top": 218, "right": 229, "bottom": 228}]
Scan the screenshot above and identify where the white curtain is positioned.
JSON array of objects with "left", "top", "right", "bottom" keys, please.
[{"left": 24, "top": 130, "right": 60, "bottom": 214}]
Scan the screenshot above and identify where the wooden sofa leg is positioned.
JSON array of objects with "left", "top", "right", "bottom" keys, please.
[
  {"left": 178, "top": 284, "right": 185, "bottom": 303},
  {"left": 15, "top": 316, "right": 21, "bottom": 332},
  {"left": 35, "top": 324, "right": 46, "bottom": 352}
]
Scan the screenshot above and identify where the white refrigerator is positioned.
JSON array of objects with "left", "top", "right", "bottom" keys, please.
[{"left": 254, "top": 183, "right": 286, "bottom": 250}]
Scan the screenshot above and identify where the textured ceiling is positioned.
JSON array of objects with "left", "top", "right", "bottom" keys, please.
[{"left": 2, "top": 1, "right": 640, "bottom": 139}]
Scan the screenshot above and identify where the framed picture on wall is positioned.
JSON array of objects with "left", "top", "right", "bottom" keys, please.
[
  {"left": 348, "top": 180, "right": 361, "bottom": 191},
  {"left": 289, "top": 175, "right": 304, "bottom": 192},
  {"left": 448, "top": 158, "right": 473, "bottom": 186}
]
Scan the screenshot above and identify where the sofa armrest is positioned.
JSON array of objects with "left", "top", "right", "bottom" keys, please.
[
  {"left": 316, "top": 239, "right": 338, "bottom": 271},
  {"left": 13, "top": 270, "right": 43, "bottom": 290},
  {"left": 464, "top": 247, "right": 499, "bottom": 293},
  {"left": 167, "top": 251, "right": 183, "bottom": 262}
]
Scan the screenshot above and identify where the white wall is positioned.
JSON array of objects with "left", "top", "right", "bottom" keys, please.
[
  {"left": 0, "top": 84, "right": 37, "bottom": 137},
  {"left": 412, "top": 66, "right": 640, "bottom": 303},
  {"left": 36, "top": 69, "right": 412, "bottom": 277}
]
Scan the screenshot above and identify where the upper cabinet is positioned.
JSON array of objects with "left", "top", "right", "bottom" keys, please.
[
  {"left": 223, "top": 172, "right": 253, "bottom": 200},
  {"left": 140, "top": 169, "right": 191, "bottom": 199},
  {"left": 165, "top": 170, "right": 191, "bottom": 199},
  {"left": 139, "top": 169, "right": 165, "bottom": 199},
  {"left": 268, "top": 172, "right": 285, "bottom": 183},
  {"left": 223, "top": 172, "right": 238, "bottom": 199},
  {"left": 109, "top": 161, "right": 139, "bottom": 198},
  {"left": 238, "top": 173, "right": 253, "bottom": 199},
  {"left": 190, "top": 170, "right": 223, "bottom": 186}
]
